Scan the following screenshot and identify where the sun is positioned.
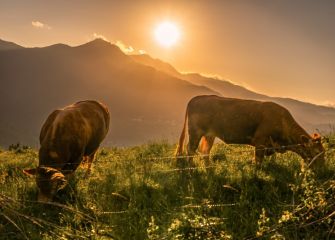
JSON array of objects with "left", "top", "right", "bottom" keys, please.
[{"left": 154, "top": 21, "right": 180, "bottom": 48}]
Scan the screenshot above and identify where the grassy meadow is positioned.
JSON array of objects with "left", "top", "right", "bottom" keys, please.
[{"left": 1, "top": 137, "right": 335, "bottom": 239}]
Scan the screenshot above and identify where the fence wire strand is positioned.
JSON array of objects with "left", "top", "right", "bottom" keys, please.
[
  {"left": 9, "top": 142, "right": 307, "bottom": 168},
  {"left": 99, "top": 202, "right": 238, "bottom": 215},
  {"left": 2, "top": 142, "right": 328, "bottom": 183}
]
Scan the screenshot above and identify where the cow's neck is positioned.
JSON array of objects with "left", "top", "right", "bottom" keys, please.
[
  {"left": 286, "top": 122, "right": 310, "bottom": 161},
  {"left": 289, "top": 121, "right": 310, "bottom": 142}
]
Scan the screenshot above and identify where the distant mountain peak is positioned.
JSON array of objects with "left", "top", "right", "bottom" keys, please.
[
  {"left": 81, "top": 38, "right": 112, "bottom": 48},
  {"left": 46, "top": 43, "right": 71, "bottom": 50},
  {"left": 77, "top": 38, "right": 125, "bottom": 54}
]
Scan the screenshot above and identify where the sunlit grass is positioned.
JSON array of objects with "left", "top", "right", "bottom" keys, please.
[{"left": 0, "top": 137, "right": 335, "bottom": 239}]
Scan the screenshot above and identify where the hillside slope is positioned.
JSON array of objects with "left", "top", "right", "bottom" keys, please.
[
  {"left": 0, "top": 39, "right": 334, "bottom": 147},
  {"left": 0, "top": 39, "right": 215, "bottom": 146}
]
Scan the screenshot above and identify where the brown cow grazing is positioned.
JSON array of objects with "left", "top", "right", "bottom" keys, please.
[
  {"left": 24, "top": 100, "right": 110, "bottom": 202},
  {"left": 176, "top": 95, "right": 325, "bottom": 168}
]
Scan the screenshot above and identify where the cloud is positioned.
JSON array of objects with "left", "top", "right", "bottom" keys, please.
[
  {"left": 115, "top": 40, "right": 134, "bottom": 54},
  {"left": 138, "top": 49, "right": 146, "bottom": 55},
  {"left": 31, "top": 21, "right": 51, "bottom": 30},
  {"left": 92, "top": 33, "right": 109, "bottom": 42}
]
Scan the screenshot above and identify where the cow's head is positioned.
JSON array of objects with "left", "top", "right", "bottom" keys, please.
[
  {"left": 23, "top": 167, "right": 67, "bottom": 202},
  {"left": 299, "top": 133, "right": 325, "bottom": 168}
]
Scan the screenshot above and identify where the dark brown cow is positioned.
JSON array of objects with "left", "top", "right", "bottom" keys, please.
[
  {"left": 176, "top": 95, "right": 325, "bottom": 167},
  {"left": 24, "top": 100, "right": 110, "bottom": 202}
]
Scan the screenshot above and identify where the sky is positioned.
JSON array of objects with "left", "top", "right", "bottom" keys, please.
[{"left": 1, "top": 0, "right": 334, "bottom": 106}]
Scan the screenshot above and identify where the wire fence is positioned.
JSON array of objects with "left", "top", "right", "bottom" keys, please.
[
  {"left": 1, "top": 143, "right": 331, "bottom": 202},
  {"left": 99, "top": 202, "right": 238, "bottom": 215},
  {"left": 1, "top": 142, "right": 329, "bottom": 184},
  {"left": 9, "top": 142, "right": 310, "bottom": 168}
]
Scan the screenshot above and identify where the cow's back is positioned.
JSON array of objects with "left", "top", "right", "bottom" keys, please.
[
  {"left": 186, "top": 95, "right": 295, "bottom": 144},
  {"left": 39, "top": 100, "right": 110, "bottom": 168},
  {"left": 71, "top": 100, "right": 110, "bottom": 155}
]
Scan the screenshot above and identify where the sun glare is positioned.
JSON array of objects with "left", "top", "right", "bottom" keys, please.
[{"left": 154, "top": 21, "right": 180, "bottom": 48}]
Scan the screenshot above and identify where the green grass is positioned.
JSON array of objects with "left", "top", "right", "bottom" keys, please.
[{"left": 1, "top": 138, "right": 335, "bottom": 239}]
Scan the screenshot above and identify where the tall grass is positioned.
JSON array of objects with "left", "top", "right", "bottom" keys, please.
[{"left": 0, "top": 137, "right": 335, "bottom": 239}]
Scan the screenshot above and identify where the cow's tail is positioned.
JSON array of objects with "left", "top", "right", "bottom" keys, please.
[{"left": 175, "top": 110, "right": 188, "bottom": 157}]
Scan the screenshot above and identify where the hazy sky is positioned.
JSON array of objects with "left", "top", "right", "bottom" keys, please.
[{"left": 1, "top": 0, "right": 334, "bottom": 106}]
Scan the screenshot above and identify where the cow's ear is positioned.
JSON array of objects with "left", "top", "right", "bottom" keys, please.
[
  {"left": 312, "top": 133, "right": 322, "bottom": 141},
  {"left": 23, "top": 168, "right": 37, "bottom": 176},
  {"left": 300, "top": 135, "right": 310, "bottom": 144}
]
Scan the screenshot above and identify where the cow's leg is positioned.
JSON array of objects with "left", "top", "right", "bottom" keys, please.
[
  {"left": 252, "top": 127, "right": 272, "bottom": 166},
  {"left": 254, "top": 145, "right": 265, "bottom": 165},
  {"left": 177, "top": 130, "right": 202, "bottom": 195},
  {"left": 84, "top": 150, "right": 97, "bottom": 177},
  {"left": 81, "top": 156, "right": 89, "bottom": 168},
  {"left": 252, "top": 138, "right": 266, "bottom": 165},
  {"left": 199, "top": 136, "right": 215, "bottom": 166},
  {"left": 186, "top": 131, "right": 202, "bottom": 167}
]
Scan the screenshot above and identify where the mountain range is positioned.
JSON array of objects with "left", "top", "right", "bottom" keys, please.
[{"left": 0, "top": 38, "right": 334, "bottom": 147}]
